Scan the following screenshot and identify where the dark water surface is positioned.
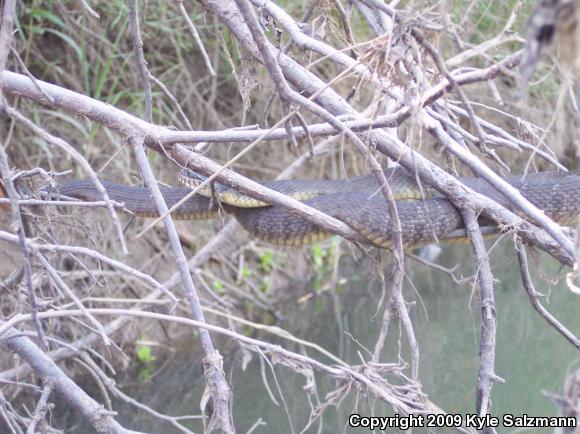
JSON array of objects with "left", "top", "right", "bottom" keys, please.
[{"left": 69, "top": 241, "right": 580, "bottom": 433}]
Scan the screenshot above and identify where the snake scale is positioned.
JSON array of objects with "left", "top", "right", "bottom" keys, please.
[{"left": 53, "top": 168, "right": 580, "bottom": 248}]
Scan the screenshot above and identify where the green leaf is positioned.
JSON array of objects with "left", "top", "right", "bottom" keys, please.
[
  {"left": 44, "top": 29, "right": 83, "bottom": 60},
  {"left": 136, "top": 345, "right": 152, "bottom": 363},
  {"left": 242, "top": 266, "right": 251, "bottom": 278},
  {"left": 312, "top": 244, "right": 326, "bottom": 269},
  {"left": 213, "top": 280, "right": 225, "bottom": 294},
  {"left": 259, "top": 250, "right": 274, "bottom": 272},
  {"left": 29, "top": 8, "right": 66, "bottom": 28}
]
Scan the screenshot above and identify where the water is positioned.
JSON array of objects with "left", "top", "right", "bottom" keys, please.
[{"left": 60, "top": 240, "right": 580, "bottom": 433}]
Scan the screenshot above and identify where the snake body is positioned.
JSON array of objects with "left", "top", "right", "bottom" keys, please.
[{"left": 54, "top": 168, "right": 580, "bottom": 247}]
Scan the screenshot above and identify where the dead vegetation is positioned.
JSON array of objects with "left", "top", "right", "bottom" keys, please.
[{"left": 0, "top": 0, "right": 579, "bottom": 433}]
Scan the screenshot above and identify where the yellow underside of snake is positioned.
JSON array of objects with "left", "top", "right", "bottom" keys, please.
[{"left": 55, "top": 168, "right": 580, "bottom": 248}]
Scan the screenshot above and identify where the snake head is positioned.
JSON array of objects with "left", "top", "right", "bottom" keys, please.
[
  {"left": 178, "top": 168, "right": 233, "bottom": 204},
  {"left": 178, "top": 168, "right": 212, "bottom": 189}
]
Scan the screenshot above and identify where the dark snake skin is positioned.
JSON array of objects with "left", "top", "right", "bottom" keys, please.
[{"left": 54, "top": 169, "right": 580, "bottom": 247}]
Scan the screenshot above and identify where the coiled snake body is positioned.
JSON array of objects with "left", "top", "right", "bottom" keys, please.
[{"left": 54, "top": 168, "right": 580, "bottom": 247}]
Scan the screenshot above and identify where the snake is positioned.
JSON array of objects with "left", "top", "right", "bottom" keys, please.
[{"left": 52, "top": 168, "right": 580, "bottom": 248}]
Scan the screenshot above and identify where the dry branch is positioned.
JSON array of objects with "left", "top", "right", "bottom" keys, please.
[
  {"left": 197, "top": 0, "right": 575, "bottom": 266},
  {"left": 1, "top": 325, "right": 137, "bottom": 434},
  {"left": 0, "top": 0, "right": 577, "bottom": 431},
  {"left": 1, "top": 69, "right": 574, "bottom": 264}
]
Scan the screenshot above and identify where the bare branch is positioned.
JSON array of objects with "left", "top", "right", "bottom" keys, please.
[
  {"left": 26, "top": 380, "right": 54, "bottom": 434},
  {"left": 516, "top": 239, "right": 580, "bottom": 349},
  {"left": 460, "top": 208, "right": 504, "bottom": 422},
  {"left": 128, "top": 0, "right": 153, "bottom": 122},
  {"left": 176, "top": 0, "right": 216, "bottom": 77},
  {"left": 1, "top": 325, "right": 136, "bottom": 434},
  {"left": 130, "top": 137, "right": 234, "bottom": 433},
  {"left": 6, "top": 106, "right": 129, "bottom": 255},
  {"left": 0, "top": 140, "right": 46, "bottom": 349}
]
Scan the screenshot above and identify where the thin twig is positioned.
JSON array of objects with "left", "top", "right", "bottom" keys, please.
[
  {"left": 1, "top": 308, "right": 437, "bottom": 415},
  {"left": 26, "top": 380, "right": 54, "bottom": 434},
  {"left": 176, "top": 0, "right": 216, "bottom": 77},
  {"left": 149, "top": 73, "right": 193, "bottom": 130},
  {"left": 36, "top": 252, "right": 112, "bottom": 346},
  {"left": 128, "top": 0, "right": 153, "bottom": 122},
  {"left": 7, "top": 106, "right": 129, "bottom": 255},
  {"left": 516, "top": 239, "right": 580, "bottom": 349},
  {"left": 0, "top": 140, "right": 47, "bottom": 350},
  {"left": 1, "top": 324, "right": 131, "bottom": 434},
  {"left": 0, "top": 0, "right": 16, "bottom": 101}
]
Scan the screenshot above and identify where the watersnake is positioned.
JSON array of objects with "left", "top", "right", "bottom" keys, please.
[{"left": 53, "top": 168, "right": 580, "bottom": 248}]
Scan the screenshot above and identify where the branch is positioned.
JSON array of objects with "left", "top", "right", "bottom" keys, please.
[
  {"left": 0, "top": 140, "right": 46, "bottom": 349},
  {"left": 460, "top": 208, "right": 504, "bottom": 424},
  {"left": 197, "top": 0, "right": 573, "bottom": 266},
  {"left": 1, "top": 64, "right": 574, "bottom": 266},
  {"left": 0, "top": 308, "right": 442, "bottom": 416},
  {"left": 235, "top": 0, "right": 414, "bottom": 378},
  {"left": 128, "top": 0, "right": 153, "bottom": 122},
  {"left": 26, "top": 380, "right": 54, "bottom": 434},
  {"left": 0, "top": 0, "right": 16, "bottom": 100},
  {"left": 0, "top": 139, "right": 323, "bottom": 384},
  {"left": 130, "top": 136, "right": 234, "bottom": 433},
  {"left": 176, "top": 0, "right": 216, "bottom": 77},
  {"left": 419, "top": 112, "right": 575, "bottom": 258},
  {"left": 1, "top": 325, "right": 138, "bottom": 434},
  {"left": 6, "top": 106, "right": 129, "bottom": 255},
  {"left": 516, "top": 239, "right": 580, "bottom": 349}
]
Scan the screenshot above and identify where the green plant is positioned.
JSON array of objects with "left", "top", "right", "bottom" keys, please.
[
  {"left": 259, "top": 250, "right": 274, "bottom": 272},
  {"left": 136, "top": 344, "right": 154, "bottom": 364},
  {"left": 311, "top": 241, "right": 337, "bottom": 291},
  {"left": 213, "top": 280, "right": 225, "bottom": 294},
  {"left": 135, "top": 342, "right": 156, "bottom": 382},
  {"left": 260, "top": 275, "right": 270, "bottom": 292}
]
